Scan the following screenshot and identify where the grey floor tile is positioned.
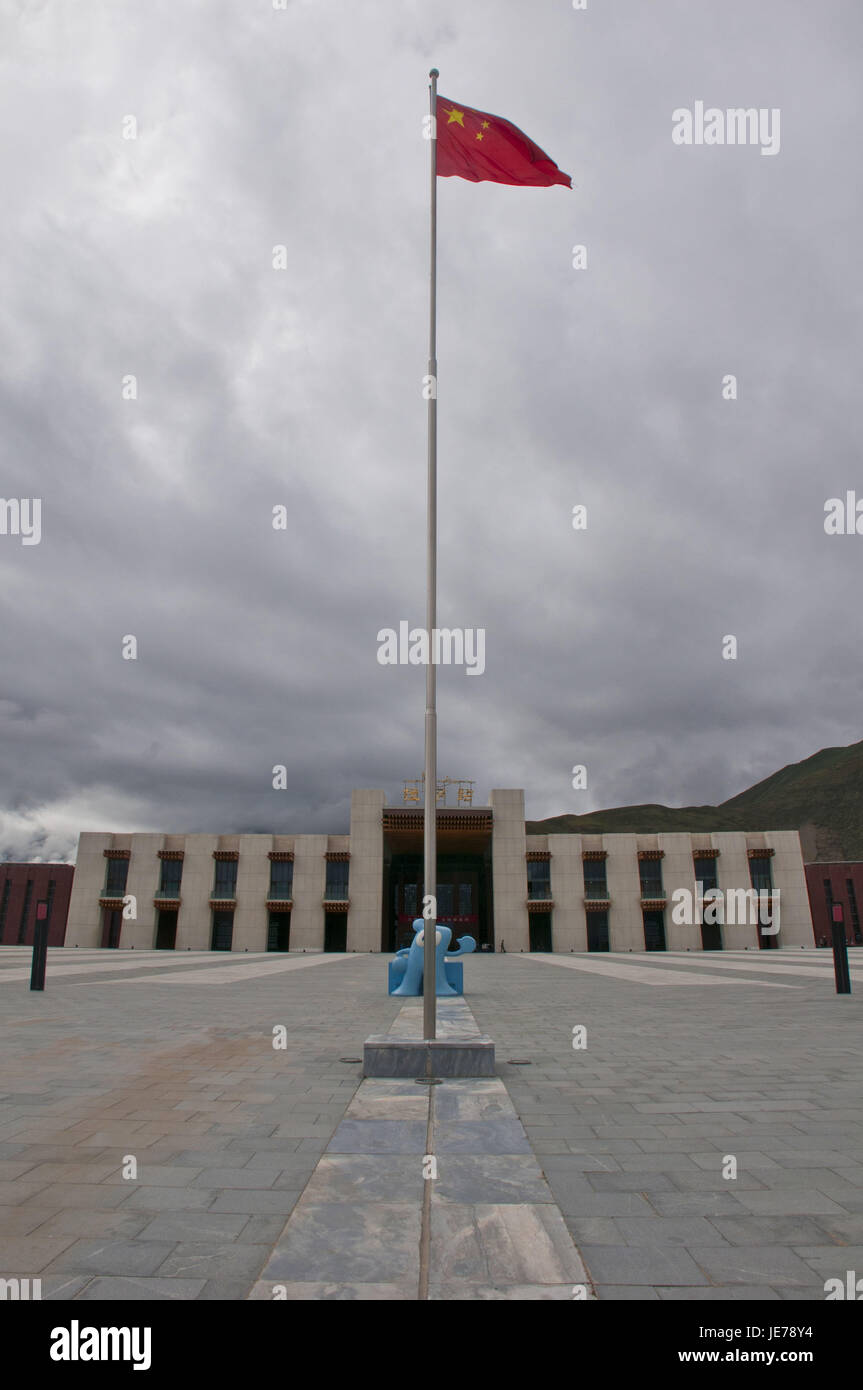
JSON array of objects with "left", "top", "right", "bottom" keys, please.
[
  {"left": 301, "top": 1155, "right": 423, "bottom": 1204},
  {"left": 155, "top": 1241, "right": 271, "bottom": 1281},
  {"left": 74, "top": 1276, "right": 207, "bottom": 1300},
  {"left": 579, "top": 1244, "right": 710, "bottom": 1287},
  {"left": 656, "top": 1285, "right": 781, "bottom": 1301},
  {"left": 248, "top": 1280, "right": 414, "bottom": 1301},
  {"left": 434, "top": 1119, "right": 531, "bottom": 1155},
  {"left": 692, "top": 1246, "right": 824, "bottom": 1288},
  {"left": 43, "top": 1238, "right": 177, "bottom": 1277},
  {"left": 429, "top": 1203, "right": 587, "bottom": 1286},
  {"left": 325, "top": 1120, "right": 427, "bottom": 1155},
  {"left": 428, "top": 1282, "right": 581, "bottom": 1300},
  {"left": 435, "top": 1155, "right": 552, "bottom": 1205},
  {"left": 596, "top": 1284, "right": 660, "bottom": 1301},
  {"left": 616, "top": 1217, "right": 730, "bottom": 1246},
  {"left": 260, "top": 1202, "right": 420, "bottom": 1284},
  {"left": 136, "top": 1212, "right": 250, "bottom": 1242}
]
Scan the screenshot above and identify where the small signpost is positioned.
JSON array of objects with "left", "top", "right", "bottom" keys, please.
[
  {"left": 30, "top": 899, "right": 49, "bottom": 992},
  {"left": 831, "top": 903, "right": 851, "bottom": 995}
]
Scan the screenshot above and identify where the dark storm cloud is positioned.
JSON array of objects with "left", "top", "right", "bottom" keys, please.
[{"left": 1, "top": 0, "right": 861, "bottom": 860}]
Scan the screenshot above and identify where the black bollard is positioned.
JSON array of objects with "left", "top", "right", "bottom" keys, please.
[
  {"left": 831, "top": 905, "right": 851, "bottom": 995},
  {"left": 30, "top": 901, "right": 49, "bottom": 991}
]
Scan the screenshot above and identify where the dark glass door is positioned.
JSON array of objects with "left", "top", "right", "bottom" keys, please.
[
  {"left": 700, "top": 921, "right": 722, "bottom": 950},
  {"left": 267, "top": 913, "right": 291, "bottom": 951},
  {"left": 324, "top": 917, "right": 347, "bottom": 952},
  {"left": 643, "top": 910, "right": 666, "bottom": 951},
  {"left": 587, "top": 912, "right": 610, "bottom": 951},
  {"left": 211, "top": 912, "right": 234, "bottom": 951},
  {"left": 101, "top": 909, "right": 122, "bottom": 949},
  {"left": 529, "top": 913, "right": 552, "bottom": 952},
  {"left": 155, "top": 910, "right": 177, "bottom": 950}
]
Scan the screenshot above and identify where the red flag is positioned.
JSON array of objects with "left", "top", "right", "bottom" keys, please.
[{"left": 436, "top": 95, "right": 571, "bottom": 188}]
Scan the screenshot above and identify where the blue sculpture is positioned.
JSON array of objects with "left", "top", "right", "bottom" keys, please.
[{"left": 388, "top": 917, "right": 476, "bottom": 996}]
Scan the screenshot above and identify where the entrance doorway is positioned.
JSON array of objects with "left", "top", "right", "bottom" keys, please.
[
  {"left": 529, "top": 913, "right": 552, "bottom": 952},
  {"left": 385, "top": 853, "right": 490, "bottom": 952},
  {"left": 758, "top": 923, "right": 779, "bottom": 949},
  {"left": 155, "top": 910, "right": 177, "bottom": 950},
  {"left": 643, "top": 909, "right": 666, "bottom": 951},
  {"left": 211, "top": 911, "right": 234, "bottom": 951},
  {"left": 101, "top": 908, "right": 122, "bottom": 949},
  {"left": 587, "top": 911, "right": 610, "bottom": 951},
  {"left": 324, "top": 916, "right": 347, "bottom": 952},
  {"left": 700, "top": 921, "right": 722, "bottom": 950},
  {"left": 267, "top": 912, "right": 291, "bottom": 951}
]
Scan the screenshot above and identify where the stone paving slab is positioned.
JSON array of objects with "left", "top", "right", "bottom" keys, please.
[
  {"left": 470, "top": 951, "right": 863, "bottom": 1299},
  {"left": 251, "top": 996, "right": 592, "bottom": 1299},
  {"left": 0, "top": 949, "right": 402, "bottom": 1300},
  {"left": 3, "top": 948, "right": 862, "bottom": 1300}
]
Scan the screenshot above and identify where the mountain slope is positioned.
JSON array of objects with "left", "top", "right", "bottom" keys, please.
[{"left": 526, "top": 741, "right": 863, "bottom": 862}]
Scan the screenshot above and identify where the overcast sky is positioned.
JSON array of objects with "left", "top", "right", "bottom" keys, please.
[{"left": 1, "top": 0, "right": 861, "bottom": 862}]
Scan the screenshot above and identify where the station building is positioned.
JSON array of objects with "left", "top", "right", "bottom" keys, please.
[
  {"left": 804, "top": 862, "right": 863, "bottom": 947},
  {"left": 64, "top": 789, "right": 814, "bottom": 954},
  {"left": 0, "top": 862, "right": 74, "bottom": 947}
]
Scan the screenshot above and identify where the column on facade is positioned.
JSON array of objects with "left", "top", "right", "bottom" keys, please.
[
  {"left": 346, "top": 789, "right": 386, "bottom": 952},
  {"left": 546, "top": 833, "right": 586, "bottom": 952},
  {"left": 290, "top": 834, "right": 327, "bottom": 950},
  {"left": 489, "top": 789, "right": 530, "bottom": 952}
]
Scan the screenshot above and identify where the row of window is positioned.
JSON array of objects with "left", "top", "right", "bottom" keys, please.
[
  {"left": 104, "top": 859, "right": 350, "bottom": 901},
  {"left": 102, "top": 906, "right": 346, "bottom": 955},
  {"left": 527, "top": 905, "right": 772, "bottom": 954},
  {"left": 525, "top": 855, "right": 774, "bottom": 900}
]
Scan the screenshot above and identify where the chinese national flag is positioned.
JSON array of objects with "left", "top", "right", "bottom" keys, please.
[{"left": 436, "top": 95, "right": 571, "bottom": 188}]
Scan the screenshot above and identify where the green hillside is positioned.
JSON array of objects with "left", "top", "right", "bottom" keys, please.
[{"left": 526, "top": 741, "right": 863, "bottom": 862}]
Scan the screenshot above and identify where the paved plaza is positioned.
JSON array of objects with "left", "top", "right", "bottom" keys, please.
[{"left": 0, "top": 945, "right": 861, "bottom": 1300}]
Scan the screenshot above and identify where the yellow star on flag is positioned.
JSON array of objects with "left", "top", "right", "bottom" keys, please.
[{"left": 445, "top": 107, "right": 465, "bottom": 126}]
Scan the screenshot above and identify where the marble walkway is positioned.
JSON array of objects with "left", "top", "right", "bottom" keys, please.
[{"left": 250, "top": 998, "right": 593, "bottom": 1300}]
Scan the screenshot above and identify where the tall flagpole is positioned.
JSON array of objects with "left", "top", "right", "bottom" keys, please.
[{"left": 423, "top": 67, "right": 439, "bottom": 1042}]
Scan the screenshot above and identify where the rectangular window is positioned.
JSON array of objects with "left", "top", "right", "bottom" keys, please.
[
  {"left": 158, "top": 859, "right": 183, "bottom": 897},
  {"left": 639, "top": 861, "right": 664, "bottom": 898},
  {"left": 458, "top": 882, "right": 473, "bottom": 916},
  {"left": 324, "top": 860, "right": 349, "bottom": 900},
  {"left": 104, "top": 858, "right": 129, "bottom": 896},
  {"left": 213, "top": 860, "right": 238, "bottom": 898},
  {"left": 583, "top": 859, "right": 608, "bottom": 898},
  {"left": 749, "top": 857, "right": 773, "bottom": 893},
  {"left": 527, "top": 861, "right": 551, "bottom": 900},
  {"left": 693, "top": 856, "right": 718, "bottom": 893},
  {"left": 46, "top": 879, "right": 56, "bottom": 922},
  {"left": 17, "top": 879, "right": 33, "bottom": 944},
  {"left": 436, "top": 884, "right": 454, "bottom": 917},
  {"left": 269, "top": 860, "right": 293, "bottom": 899}
]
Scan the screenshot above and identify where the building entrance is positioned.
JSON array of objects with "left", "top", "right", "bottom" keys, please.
[
  {"left": 267, "top": 912, "right": 291, "bottom": 951},
  {"left": 155, "top": 910, "right": 177, "bottom": 949},
  {"left": 385, "top": 853, "right": 490, "bottom": 952},
  {"left": 101, "top": 908, "right": 122, "bottom": 949}
]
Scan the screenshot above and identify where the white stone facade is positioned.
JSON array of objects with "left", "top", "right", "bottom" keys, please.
[{"left": 64, "top": 790, "right": 814, "bottom": 952}]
